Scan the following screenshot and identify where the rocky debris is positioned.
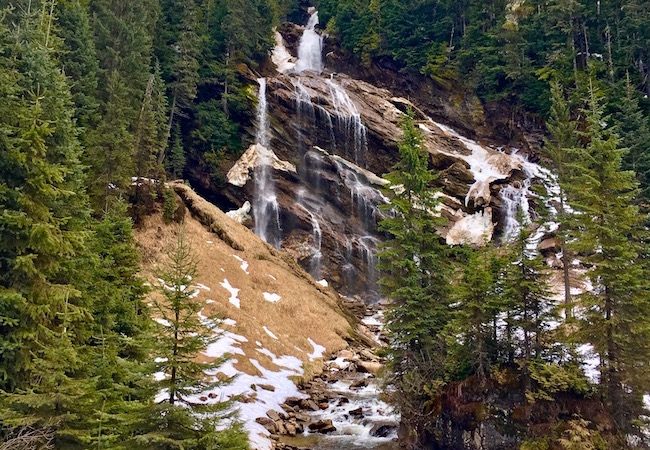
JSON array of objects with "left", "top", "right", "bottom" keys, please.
[
  {"left": 227, "top": 144, "right": 297, "bottom": 187},
  {"left": 371, "top": 423, "right": 398, "bottom": 438},
  {"left": 308, "top": 419, "right": 336, "bottom": 434},
  {"left": 225, "top": 201, "right": 252, "bottom": 225}
]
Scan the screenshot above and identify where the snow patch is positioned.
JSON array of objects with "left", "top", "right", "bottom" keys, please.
[
  {"left": 220, "top": 279, "right": 241, "bottom": 308},
  {"left": 307, "top": 338, "right": 326, "bottom": 361},
  {"left": 263, "top": 292, "right": 282, "bottom": 303},
  {"left": 263, "top": 326, "right": 279, "bottom": 340},
  {"left": 317, "top": 279, "right": 329, "bottom": 287},
  {"left": 232, "top": 255, "right": 250, "bottom": 274}
]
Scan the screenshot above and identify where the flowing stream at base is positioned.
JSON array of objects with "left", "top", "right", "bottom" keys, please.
[{"left": 279, "top": 305, "right": 400, "bottom": 450}]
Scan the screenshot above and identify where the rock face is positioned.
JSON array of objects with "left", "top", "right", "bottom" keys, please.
[{"left": 218, "top": 15, "right": 548, "bottom": 299}]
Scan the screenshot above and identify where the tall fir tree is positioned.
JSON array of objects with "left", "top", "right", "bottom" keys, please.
[
  {"left": 544, "top": 80, "right": 580, "bottom": 319},
  {"left": 571, "top": 81, "right": 650, "bottom": 433},
  {"left": 379, "top": 110, "right": 452, "bottom": 443},
  {"left": 140, "top": 229, "right": 248, "bottom": 450},
  {"left": 0, "top": 4, "right": 95, "bottom": 443}
]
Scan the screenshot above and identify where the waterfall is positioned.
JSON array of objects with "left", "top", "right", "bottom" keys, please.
[
  {"left": 295, "top": 11, "right": 323, "bottom": 74},
  {"left": 253, "top": 78, "right": 282, "bottom": 248},
  {"left": 326, "top": 79, "right": 368, "bottom": 165},
  {"left": 500, "top": 180, "right": 531, "bottom": 242},
  {"left": 296, "top": 190, "right": 324, "bottom": 279}
]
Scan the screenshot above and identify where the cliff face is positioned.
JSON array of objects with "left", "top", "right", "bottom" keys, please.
[{"left": 213, "top": 18, "right": 550, "bottom": 299}]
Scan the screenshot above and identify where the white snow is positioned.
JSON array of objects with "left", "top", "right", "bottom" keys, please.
[
  {"left": 154, "top": 317, "right": 172, "bottom": 327},
  {"left": 206, "top": 299, "right": 215, "bottom": 304},
  {"left": 307, "top": 338, "right": 326, "bottom": 361},
  {"left": 222, "top": 318, "right": 237, "bottom": 327},
  {"left": 232, "top": 255, "right": 250, "bottom": 274},
  {"left": 263, "top": 326, "right": 279, "bottom": 340},
  {"left": 262, "top": 292, "right": 282, "bottom": 303},
  {"left": 268, "top": 274, "right": 277, "bottom": 281},
  {"left": 226, "top": 201, "right": 252, "bottom": 224},
  {"left": 181, "top": 326, "right": 306, "bottom": 450},
  {"left": 220, "top": 279, "right": 241, "bottom": 308},
  {"left": 317, "top": 279, "right": 329, "bottom": 287}
]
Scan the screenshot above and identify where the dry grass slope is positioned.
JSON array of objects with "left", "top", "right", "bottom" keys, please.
[{"left": 136, "top": 182, "right": 352, "bottom": 379}]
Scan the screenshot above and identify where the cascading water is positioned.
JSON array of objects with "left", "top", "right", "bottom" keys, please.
[
  {"left": 295, "top": 10, "right": 323, "bottom": 74},
  {"left": 500, "top": 180, "right": 531, "bottom": 242},
  {"left": 253, "top": 78, "right": 282, "bottom": 248},
  {"left": 326, "top": 79, "right": 369, "bottom": 165}
]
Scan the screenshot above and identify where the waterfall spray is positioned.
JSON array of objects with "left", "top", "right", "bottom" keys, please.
[{"left": 253, "top": 78, "right": 282, "bottom": 248}]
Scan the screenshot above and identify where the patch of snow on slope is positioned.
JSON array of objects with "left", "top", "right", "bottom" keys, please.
[
  {"left": 263, "top": 292, "right": 282, "bottom": 303},
  {"left": 232, "top": 255, "right": 250, "bottom": 274},
  {"left": 307, "top": 338, "right": 326, "bottom": 361},
  {"left": 317, "top": 279, "right": 329, "bottom": 287},
  {"left": 263, "top": 326, "right": 279, "bottom": 340},
  {"left": 158, "top": 318, "right": 305, "bottom": 450},
  {"left": 220, "top": 279, "right": 241, "bottom": 308},
  {"left": 154, "top": 317, "right": 172, "bottom": 327}
]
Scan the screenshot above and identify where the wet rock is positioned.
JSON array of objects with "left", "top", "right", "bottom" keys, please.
[
  {"left": 256, "top": 417, "right": 278, "bottom": 434},
  {"left": 284, "top": 397, "right": 303, "bottom": 407},
  {"left": 299, "top": 399, "right": 320, "bottom": 411},
  {"left": 370, "top": 423, "right": 397, "bottom": 438},
  {"left": 349, "top": 407, "right": 364, "bottom": 418},
  {"left": 357, "top": 360, "right": 383, "bottom": 375},
  {"left": 308, "top": 419, "right": 337, "bottom": 434},
  {"left": 350, "top": 378, "right": 369, "bottom": 389}
]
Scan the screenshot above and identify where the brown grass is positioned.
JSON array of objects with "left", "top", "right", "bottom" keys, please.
[{"left": 136, "top": 184, "right": 351, "bottom": 378}]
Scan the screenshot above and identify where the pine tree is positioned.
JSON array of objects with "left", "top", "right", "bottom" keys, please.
[
  {"left": 544, "top": 80, "right": 579, "bottom": 319},
  {"left": 379, "top": 110, "right": 452, "bottom": 441},
  {"left": 446, "top": 247, "right": 503, "bottom": 381},
  {"left": 141, "top": 229, "right": 248, "bottom": 449},
  {"left": 571, "top": 81, "right": 650, "bottom": 433},
  {"left": 612, "top": 73, "right": 650, "bottom": 203},
  {"left": 56, "top": 0, "right": 101, "bottom": 136},
  {"left": 0, "top": 4, "right": 95, "bottom": 441},
  {"left": 86, "top": 71, "right": 135, "bottom": 212},
  {"left": 503, "top": 216, "right": 556, "bottom": 396},
  {"left": 166, "top": 124, "right": 186, "bottom": 180}
]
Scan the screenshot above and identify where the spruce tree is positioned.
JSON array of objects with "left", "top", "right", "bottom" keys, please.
[
  {"left": 166, "top": 125, "right": 186, "bottom": 180},
  {"left": 0, "top": 4, "right": 94, "bottom": 442},
  {"left": 571, "top": 81, "right": 650, "bottom": 433},
  {"left": 544, "top": 80, "right": 580, "bottom": 320},
  {"left": 503, "top": 216, "right": 556, "bottom": 396},
  {"left": 140, "top": 229, "right": 248, "bottom": 449},
  {"left": 446, "top": 247, "right": 502, "bottom": 381},
  {"left": 379, "top": 110, "right": 452, "bottom": 440},
  {"left": 612, "top": 73, "right": 650, "bottom": 203}
]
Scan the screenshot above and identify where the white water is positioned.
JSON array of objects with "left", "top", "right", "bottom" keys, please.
[
  {"left": 253, "top": 79, "right": 282, "bottom": 248},
  {"left": 500, "top": 180, "right": 531, "bottom": 242},
  {"left": 295, "top": 11, "right": 323, "bottom": 74},
  {"left": 327, "top": 79, "right": 369, "bottom": 165}
]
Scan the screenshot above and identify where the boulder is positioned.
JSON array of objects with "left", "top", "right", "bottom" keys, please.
[{"left": 308, "top": 419, "right": 337, "bottom": 434}]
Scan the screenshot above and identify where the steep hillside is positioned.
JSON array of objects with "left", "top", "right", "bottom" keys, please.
[{"left": 135, "top": 182, "right": 354, "bottom": 449}]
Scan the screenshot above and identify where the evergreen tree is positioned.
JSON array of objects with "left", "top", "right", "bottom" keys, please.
[
  {"left": 379, "top": 110, "right": 452, "bottom": 441},
  {"left": 86, "top": 71, "right": 135, "bottom": 212},
  {"left": 166, "top": 125, "right": 186, "bottom": 180},
  {"left": 612, "top": 73, "right": 650, "bottom": 203},
  {"left": 0, "top": 4, "right": 94, "bottom": 442},
  {"left": 572, "top": 81, "right": 650, "bottom": 433},
  {"left": 142, "top": 229, "right": 248, "bottom": 449},
  {"left": 446, "top": 247, "right": 502, "bottom": 381},
  {"left": 503, "top": 217, "right": 556, "bottom": 396},
  {"left": 56, "top": 0, "right": 101, "bottom": 136},
  {"left": 544, "top": 80, "right": 579, "bottom": 319}
]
